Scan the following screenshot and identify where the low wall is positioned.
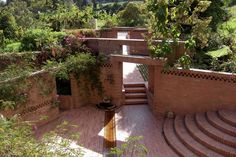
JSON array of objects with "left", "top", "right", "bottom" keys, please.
[
  {"left": 0, "top": 71, "right": 59, "bottom": 127},
  {"left": 152, "top": 67, "right": 236, "bottom": 115}
]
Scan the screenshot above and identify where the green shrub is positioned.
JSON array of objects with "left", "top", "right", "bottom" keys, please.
[
  {"left": 65, "top": 29, "right": 98, "bottom": 37},
  {"left": 0, "top": 115, "right": 83, "bottom": 157},
  {"left": 3, "top": 42, "right": 21, "bottom": 52},
  {"left": 21, "top": 29, "right": 66, "bottom": 51}
]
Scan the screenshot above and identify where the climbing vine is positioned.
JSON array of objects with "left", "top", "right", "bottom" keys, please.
[{"left": 147, "top": 0, "right": 212, "bottom": 69}]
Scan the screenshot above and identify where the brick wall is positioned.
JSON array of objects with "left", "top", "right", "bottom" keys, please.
[
  {"left": 0, "top": 71, "right": 59, "bottom": 127},
  {"left": 151, "top": 67, "right": 236, "bottom": 115},
  {"left": 59, "top": 61, "right": 123, "bottom": 109}
]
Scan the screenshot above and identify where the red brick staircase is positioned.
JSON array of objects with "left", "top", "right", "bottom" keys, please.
[
  {"left": 124, "top": 83, "right": 148, "bottom": 105},
  {"left": 163, "top": 110, "right": 236, "bottom": 157}
]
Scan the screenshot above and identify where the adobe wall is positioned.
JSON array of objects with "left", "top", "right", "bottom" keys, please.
[{"left": 150, "top": 67, "right": 236, "bottom": 115}]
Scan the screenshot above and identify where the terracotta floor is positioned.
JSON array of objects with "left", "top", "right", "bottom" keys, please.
[
  {"left": 35, "top": 105, "right": 104, "bottom": 157},
  {"left": 35, "top": 105, "right": 177, "bottom": 157},
  {"left": 115, "top": 105, "right": 178, "bottom": 157}
]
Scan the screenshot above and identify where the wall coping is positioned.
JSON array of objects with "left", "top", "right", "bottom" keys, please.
[
  {"left": 110, "top": 54, "right": 166, "bottom": 66},
  {"left": 0, "top": 68, "right": 56, "bottom": 84},
  {"left": 98, "top": 27, "right": 148, "bottom": 31},
  {"left": 189, "top": 68, "right": 236, "bottom": 76},
  {"left": 85, "top": 38, "right": 186, "bottom": 44}
]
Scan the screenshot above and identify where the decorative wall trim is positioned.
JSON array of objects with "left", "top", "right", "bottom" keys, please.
[
  {"left": 20, "top": 99, "right": 54, "bottom": 116},
  {"left": 102, "top": 63, "right": 112, "bottom": 68},
  {"left": 161, "top": 69, "right": 236, "bottom": 83}
]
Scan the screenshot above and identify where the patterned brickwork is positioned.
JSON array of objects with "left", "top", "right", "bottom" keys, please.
[
  {"left": 161, "top": 69, "right": 236, "bottom": 83},
  {"left": 101, "top": 63, "right": 112, "bottom": 68},
  {"left": 20, "top": 98, "right": 55, "bottom": 116}
]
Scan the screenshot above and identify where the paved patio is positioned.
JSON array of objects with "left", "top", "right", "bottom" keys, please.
[
  {"left": 35, "top": 105, "right": 104, "bottom": 157},
  {"left": 115, "top": 105, "right": 177, "bottom": 157}
]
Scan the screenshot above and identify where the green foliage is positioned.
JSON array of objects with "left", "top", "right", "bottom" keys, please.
[
  {"left": 65, "top": 29, "right": 98, "bottom": 37},
  {"left": 206, "top": 46, "right": 232, "bottom": 58},
  {"left": 101, "top": 13, "right": 118, "bottom": 28},
  {"left": 0, "top": 115, "right": 83, "bottom": 157},
  {"left": 40, "top": 4, "right": 94, "bottom": 31},
  {"left": 110, "top": 136, "right": 147, "bottom": 157},
  {"left": 0, "top": 14, "right": 20, "bottom": 39},
  {"left": 3, "top": 42, "right": 22, "bottom": 52},
  {"left": 117, "top": 3, "right": 146, "bottom": 27},
  {"left": 147, "top": 0, "right": 212, "bottom": 68},
  {"left": 0, "top": 64, "right": 33, "bottom": 109},
  {"left": 21, "top": 29, "right": 66, "bottom": 51},
  {"left": 45, "top": 53, "right": 105, "bottom": 97},
  {"left": 202, "top": 0, "right": 229, "bottom": 32}
]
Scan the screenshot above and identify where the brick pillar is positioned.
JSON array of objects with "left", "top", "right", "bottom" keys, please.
[
  {"left": 111, "top": 61, "right": 123, "bottom": 106},
  {"left": 153, "top": 64, "right": 166, "bottom": 116}
]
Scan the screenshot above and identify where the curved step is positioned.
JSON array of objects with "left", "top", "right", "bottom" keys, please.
[
  {"left": 163, "top": 118, "right": 198, "bottom": 157},
  {"left": 175, "top": 116, "right": 223, "bottom": 157},
  {"left": 218, "top": 110, "right": 236, "bottom": 127},
  {"left": 185, "top": 114, "right": 236, "bottom": 156},
  {"left": 195, "top": 113, "right": 236, "bottom": 148},
  {"left": 207, "top": 111, "right": 236, "bottom": 136}
]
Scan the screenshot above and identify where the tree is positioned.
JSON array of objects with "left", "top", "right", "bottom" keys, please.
[
  {"left": 117, "top": 3, "right": 146, "bottom": 27},
  {"left": 0, "top": 14, "right": 19, "bottom": 39},
  {"left": 147, "top": 0, "right": 212, "bottom": 68},
  {"left": 201, "top": 0, "right": 229, "bottom": 31}
]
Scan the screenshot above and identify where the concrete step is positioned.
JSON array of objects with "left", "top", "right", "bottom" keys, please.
[
  {"left": 207, "top": 111, "right": 236, "bottom": 137},
  {"left": 196, "top": 113, "right": 236, "bottom": 148},
  {"left": 124, "top": 99, "right": 148, "bottom": 105},
  {"left": 185, "top": 115, "right": 236, "bottom": 156},
  {"left": 125, "top": 93, "right": 147, "bottom": 99},
  {"left": 125, "top": 87, "right": 146, "bottom": 93},
  {"left": 123, "top": 83, "right": 145, "bottom": 88},
  {"left": 218, "top": 110, "right": 236, "bottom": 127},
  {"left": 163, "top": 118, "right": 198, "bottom": 157},
  {"left": 175, "top": 116, "right": 223, "bottom": 157}
]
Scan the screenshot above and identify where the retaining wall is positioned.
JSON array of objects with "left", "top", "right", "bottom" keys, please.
[{"left": 149, "top": 67, "right": 236, "bottom": 115}]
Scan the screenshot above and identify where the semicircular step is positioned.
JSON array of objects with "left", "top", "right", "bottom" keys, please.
[
  {"left": 163, "top": 118, "right": 198, "bottom": 157},
  {"left": 218, "top": 110, "right": 236, "bottom": 127},
  {"left": 175, "top": 116, "right": 223, "bottom": 157},
  {"left": 195, "top": 112, "right": 236, "bottom": 148},
  {"left": 207, "top": 111, "right": 236, "bottom": 137},
  {"left": 185, "top": 114, "right": 236, "bottom": 157}
]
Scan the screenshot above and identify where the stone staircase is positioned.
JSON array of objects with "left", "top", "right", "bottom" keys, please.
[
  {"left": 163, "top": 110, "right": 236, "bottom": 157},
  {"left": 124, "top": 83, "right": 148, "bottom": 105}
]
